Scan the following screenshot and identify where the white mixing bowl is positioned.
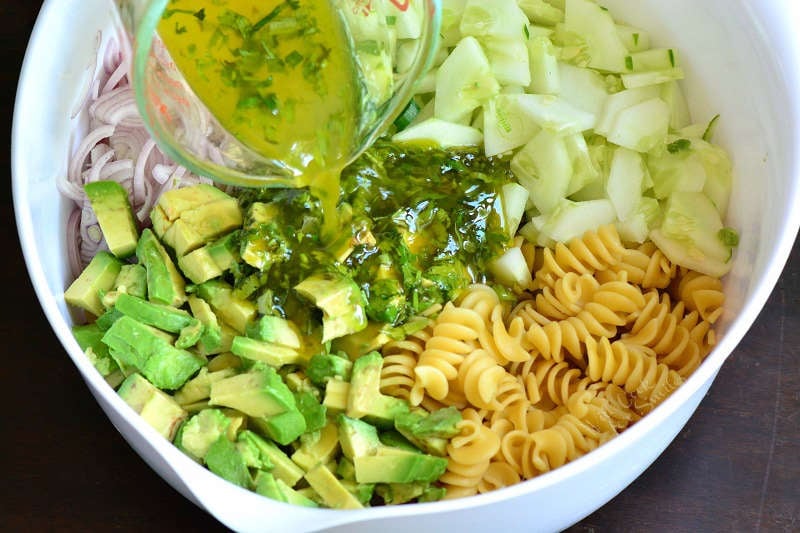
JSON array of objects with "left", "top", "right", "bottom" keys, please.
[{"left": 13, "top": 0, "right": 800, "bottom": 531}]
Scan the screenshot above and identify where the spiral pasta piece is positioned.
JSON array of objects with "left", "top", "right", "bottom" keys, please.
[
  {"left": 528, "top": 413, "right": 605, "bottom": 474},
  {"left": 412, "top": 303, "right": 483, "bottom": 404},
  {"left": 598, "top": 241, "right": 677, "bottom": 289},
  {"left": 584, "top": 336, "right": 683, "bottom": 413},
  {"left": 380, "top": 324, "right": 432, "bottom": 401},
  {"left": 441, "top": 409, "right": 501, "bottom": 498},
  {"left": 535, "top": 225, "right": 626, "bottom": 289},
  {"left": 455, "top": 349, "right": 507, "bottom": 409},
  {"left": 621, "top": 291, "right": 703, "bottom": 377},
  {"left": 478, "top": 461, "right": 522, "bottom": 494},
  {"left": 676, "top": 270, "right": 725, "bottom": 324},
  {"left": 534, "top": 273, "right": 600, "bottom": 320}
]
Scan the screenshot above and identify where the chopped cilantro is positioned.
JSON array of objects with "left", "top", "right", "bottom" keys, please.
[
  {"left": 718, "top": 227, "right": 740, "bottom": 247},
  {"left": 667, "top": 138, "right": 692, "bottom": 154}
]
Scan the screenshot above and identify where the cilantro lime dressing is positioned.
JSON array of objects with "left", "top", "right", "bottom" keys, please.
[
  {"left": 233, "top": 141, "right": 512, "bottom": 326},
  {"left": 159, "top": 0, "right": 361, "bottom": 238}
]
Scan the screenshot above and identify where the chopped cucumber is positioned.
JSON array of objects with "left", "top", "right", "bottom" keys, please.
[
  {"left": 511, "top": 129, "right": 573, "bottom": 214},
  {"left": 616, "top": 25, "right": 651, "bottom": 53},
  {"left": 540, "top": 198, "right": 617, "bottom": 243},
  {"left": 605, "top": 97, "right": 670, "bottom": 152},
  {"left": 563, "top": 0, "right": 629, "bottom": 73},
  {"left": 518, "top": 0, "right": 565, "bottom": 26},
  {"left": 483, "top": 94, "right": 541, "bottom": 156},
  {"left": 460, "top": 0, "right": 528, "bottom": 41},
  {"left": 556, "top": 62, "right": 608, "bottom": 116},
  {"left": 392, "top": 118, "right": 483, "bottom": 148},
  {"left": 606, "top": 147, "right": 645, "bottom": 220},
  {"left": 528, "top": 35, "right": 561, "bottom": 95},
  {"left": 434, "top": 36, "right": 500, "bottom": 123}
]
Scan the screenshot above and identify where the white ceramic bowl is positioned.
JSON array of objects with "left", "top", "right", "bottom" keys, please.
[{"left": 13, "top": 1, "right": 800, "bottom": 531}]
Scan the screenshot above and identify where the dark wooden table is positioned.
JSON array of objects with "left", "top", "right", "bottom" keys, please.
[{"left": 3, "top": 3, "right": 798, "bottom": 532}]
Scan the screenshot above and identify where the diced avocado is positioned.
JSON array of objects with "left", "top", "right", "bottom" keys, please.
[
  {"left": 254, "top": 471, "right": 319, "bottom": 507},
  {"left": 209, "top": 364, "right": 297, "bottom": 418},
  {"left": 178, "top": 247, "right": 223, "bottom": 285},
  {"left": 353, "top": 450, "right": 448, "bottom": 484},
  {"left": 117, "top": 373, "right": 187, "bottom": 440},
  {"left": 304, "top": 464, "right": 363, "bottom": 509},
  {"left": 222, "top": 409, "right": 247, "bottom": 440},
  {"left": 323, "top": 379, "right": 350, "bottom": 414},
  {"left": 173, "top": 367, "right": 237, "bottom": 405},
  {"left": 238, "top": 430, "right": 304, "bottom": 487},
  {"left": 195, "top": 280, "right": 257, "bottom": 333},
  {"left": 176, "top": 408, "right": 232, "bottom": 462},
  {"left": 114, "top": 292, "right": 197, "bottom": 334},
  {"left": 84, "top": 180, "right": 139, "bottom": 258},
  {"left": 294, "top": 390, "right": 327, "bottom": 433},
  {"left": 283, "top": 372, "right": 318, "bottom": 395},
  {"left": 65, "top": 251, "right": 122, "bottom": 317},
  {"left": 114, "top": 263, "right": 147, "bottom": 299},
  {"left": 205, "top": 231, "right": 240, "bottom": 271},
  {"left": 205, "top": 434, "right": 252, "bottom": 489},
  {"left": 73, "top": 323, "right": 122, "bottom": 378},
  {"left": 394, "top": 407, "right": 462, "bottom": 457},
  {"left": 95, "top": 307, "right": 123, "bottom": 331},
  {"left": 236, "top": 433, "right": 274, "bottom": 470},
  {"left": 136, "top": 229, "right": 186, "bottom": 307},
  {"left": 347, "top": 352, "right": 409, "bottom": 427},
  {"left": 102, "top": 316, "right": 204, "bottom": 390},
  {"left": 187, "top": 295, "right": 223, "bottom": 355},
  {"left": 375, "top": 483, "right": 428, "bottom": 505},
  {"left": 306, "top": 353, "right": 353, "bottom": 386},
  {"left": 418, "top": 485, "right": 447, "bottom": 502},
  {"left": 379, "top": 430, "right": 422, "bottom": 453},
  {"left": 294, "top": 273, "right": 368, "bottom": 342},
  {"left": 341, "top": 480, "right": 375, "bottom": 506},
  {"left": 331, "top": 321, "right": 393, "bottom": 358},
  {"left": 231, "top": 336, "right": 302, "bottom": 367},
  {"left": 338, "top": 415, "right": 382, "bottom": 460},
  {"left": 250, "top": 410, "right": 308, "bottom": 446},
  {"left": 153, "top": 183, "right": 232, "bottom": 231},
  {"left": 245, "top": 316, "right": 303, "bottom": 349},
  {"left": 162, "top": 198, "right": 243, "bottom": 256},
  {"left": 337, "top": 456, "right": 356, "bottom": 481},
  {"left": 207, "top": 351, "right": 242, "bottom": 372},
  {"left": 291, "top": 420, "right": 340, "bottom": 471}
]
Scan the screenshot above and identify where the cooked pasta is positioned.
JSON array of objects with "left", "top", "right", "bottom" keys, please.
[{"left": 389, "top": 225, "right": 726, "bottom": 498}]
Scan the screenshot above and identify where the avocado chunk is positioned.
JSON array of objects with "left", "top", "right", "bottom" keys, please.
[
  {"left": 394, "top": 407, "right": 462, "bottom": 457},
  {"left": 341, "top": 480, "right": 376, "bottom": 506},
  {"left": 245, "top": 315, "right": 303, "bottom": 349},
  {"left": 102, "top": 316, "right": 204, "bottom": 390},
  {"left": 254, "top": 471, "right": 319, "bottom": 507},
  {"left": 331, "top": 322, "right": 394, "bottom": 359},
  {"left": 153, "top": 184, "right": 232, "bottom": 227},
  {"left": 237, "top": 430, "right": 304, "bottom": 487},
  {"left": 114, "top": 292, "right": 199, "bottom": 335},
  {"left": 347, "top": 351, "right": 409, "bottom": 427},
  {"left": 250, "top": 410, "right": 308, "bottom": 446},
  {"left": 84, "top": 180, "right": 140, "bottom": 258},
  {"left": 72, "top": 323, "right": 114, "bottom": 370},
  {"left": 337, "top": 415, "right": 382, "bottom": 460},
  {"left": 205, "top": 231, "right": 240, "bottom": 271},
  {"left": 113, "top": 263, "right": 148, "bottom": 299},
  {"left": 418, "top": 485, "right": 447, "bottom": 502},
  {"left": 65, "top": 251, "right": 123, "bottom": 317},
  {"left": 304, "top": 464, "right": 363, "bottom": 509},
  {"left": 162, "top": 198, "right": 243, "bottom": 256},
  {"left": 375, "top": 483, "right": 428, "bottom": 505},
  {"left": 306, "top": 353, "right": 352, "bottom": 386},
  {"left": 178, "top": 247, "right": 223, "bottom": 285},
  {"left": 323, "top": 379, "right": 350, "bottom": 414},
  {"left": 195, "top": 280, "right": 257, "bottom": 333},
  {"left": 173, "top": 367, "right": 238, "bottom": 405},
  {"left": 117, "top": 373, "right": 187, "bottom": 440},
  {"left": 294, "top": 390, "right": 327, "bottom": 434},
  {"left": 294, "top": 273, "right": 368, "bottom": 342},
  {"left": 95, "top": 307, "right": 123, "bottom": 331},
  {"left": 205, "top": 434, "right": 252, "bottom": 489},
  {"left": 354, "top": 450, "right": 448, "bottom": 484},
  {"left": 187, "top": 295, "right": 223, "bottom": 355},
  {"left": 210, "top": 364, "right": 306, "bottom": 444},
  {"left": 176, "top": 408, "right": 232, "bottom": 462},
  {"left": 230, "top": 336, "right": 302, "bottom": 367},
  {"left": 136, "top": 229, "right": 186, "bottom": 307},
  {"left": 291, "top": 420, "right": 340, "bottom": 471},
  {"left": 209, "top": 364, "right": 296, "bottom": 418}
]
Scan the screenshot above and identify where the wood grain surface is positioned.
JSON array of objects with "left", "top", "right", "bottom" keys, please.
[{"left": 3, "top": 3, "right": 798, "bottom": 532}]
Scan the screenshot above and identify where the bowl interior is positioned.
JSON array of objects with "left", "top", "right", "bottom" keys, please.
[{"left": 13, "top": 0, "right": 800, "bottom": 531}]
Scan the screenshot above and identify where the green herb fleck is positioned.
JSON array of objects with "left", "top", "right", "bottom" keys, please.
[
  {"left": 667, "top": 138, "right": 691, "bottom": 154},
  {"left": 175, "top": 22, "right": 187, "bottom": 35},
  {"left": 668, "top": 48, "right": 675, "bottom": 67},
  {"left": 625, "top": 55, "right": 634, "bottom": 71},
  {"left": 718, "top": 227, "right": 740, "bottom": 247},
  {"left": 703, "top": 114, "right": 720, "bottom": 142},
  {"left": 633, "top": 33, "right": 640, "bottom": 46},
  {"left": 523, "top": 24, "right": 530, "bottom": 40},
  {"left": 285, "top": 50, "right": 304, "bottom": 68},
  {"left": 193, "top": 8, "right": 206, "bottom": 22},
  {"left": 386, "top": 15, "right": 397, "bottom": 26}
]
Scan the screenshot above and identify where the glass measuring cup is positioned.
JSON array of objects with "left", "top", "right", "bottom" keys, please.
[{"left": 114, "top": 0, "right": 442, "bottom": 188}]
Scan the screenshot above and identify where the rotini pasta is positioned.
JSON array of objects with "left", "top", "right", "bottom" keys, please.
[{"left": 388, "top": 225, "right": 727, "bottom": 499}]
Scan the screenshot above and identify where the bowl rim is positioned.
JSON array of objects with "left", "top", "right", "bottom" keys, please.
[{"left": 12, "top": 0, "right": 800, "bottom": 527}]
